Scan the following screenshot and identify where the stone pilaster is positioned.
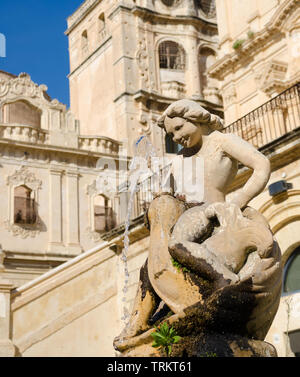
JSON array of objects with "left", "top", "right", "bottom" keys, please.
[
  {"left": 66, "top": 171, "right": 82, "bottom": 255},
  {"left": 0, "top": 280, "right": 16, "bottom": 357},
  {"left": 185, "top": 35, "right": 202, "bottom": 99},
  {"left": 48, "top": 168, "right": 65, "bottom": 253}
]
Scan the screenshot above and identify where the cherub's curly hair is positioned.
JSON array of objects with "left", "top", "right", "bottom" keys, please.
[{"left": 157, "top": 99, "right": 224, "bottom": 131}]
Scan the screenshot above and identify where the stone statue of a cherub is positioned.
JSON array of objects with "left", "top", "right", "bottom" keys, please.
[{"left": 114, "top": 100, "right": 282, "bottom": 357}]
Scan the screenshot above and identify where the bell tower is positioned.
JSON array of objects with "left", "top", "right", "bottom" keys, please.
[{"left": 66, "top": 0, "right": 222, "bottom": 155}]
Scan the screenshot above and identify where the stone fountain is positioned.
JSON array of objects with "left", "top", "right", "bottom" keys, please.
[{"left": 114, "top": 100, "right": 283, "bottom": 357}]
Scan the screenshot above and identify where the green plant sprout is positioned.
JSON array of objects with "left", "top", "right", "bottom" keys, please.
[
  {"left": 171, "top": 257, "right": 190, "bottom": 273},
  {"left": 247, "top": 30, "right": 254, "bottom": 39},
  {"left": 151, "top": 322, "right": 181, "bottom": 356},
  {"left": 233, "top": 39, "right": 245, "bottom": 50}
]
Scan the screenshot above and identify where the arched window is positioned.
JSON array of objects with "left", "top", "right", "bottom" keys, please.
[
  {"left": 14, "top": 185, "right": 36, "bottom": 225},
  {"left": 94, "top": 195, "right": 115, "bottom": 233},
  {"left": 197, "top": 0, "right": 216, "bottom": 18},
  {"left": 165, "top": 134, "right": 183, "bottom": 154},
  {"left": 159, "top": 41, "right": 186, "bottom": 71},
  {"left": 98, "top": 13, "right": 105, "bottom": 33},
  {"left": 199, "top": 47, "right": 217, "bottom": 89},
  {"left": 98, "top": 13, "right": 107, "bottom": 43},
  {"left": 161, "top": 0, "right": 177, "bottom": 6},
  {"left": 2, "top": 100, "right": 41, "bottom": 128},
  {"left": 81, "top": 30, "right": 89, "bottom": 56},
  {"left": 288, "top": 330, "right": 300, "bottom": 357},
  {"left": 283, "top": 247, "right": 300, "bottom": 293}
]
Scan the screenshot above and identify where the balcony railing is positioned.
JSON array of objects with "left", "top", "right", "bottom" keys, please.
[{"left": 222, "top": 83, "right": 300, "bottom": 149}]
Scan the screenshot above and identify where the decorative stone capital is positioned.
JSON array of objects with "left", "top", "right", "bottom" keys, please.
[
  {"left": 0, "top": 279, "right": 14, "bottom": 292},
  {"left": 6, "top": 165, "right": 42, "bottom": 191}
]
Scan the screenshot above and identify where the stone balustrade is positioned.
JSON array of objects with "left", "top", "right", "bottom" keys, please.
[
  {"left": 78, "top": 135, "right": 121, "bottom": 155},
  {"left": 0, "top": 123, "right": 49, "bottom": 145},
  {"left": 0, "top": 124, "right": 122, "bottom": 156},
  {"left": 161, "top": 81, "right": 186, "bottom": 99}
]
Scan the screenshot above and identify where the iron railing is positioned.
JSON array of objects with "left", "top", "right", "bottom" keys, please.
[{"left": 222, "top": 83, "right": 300, "bottom": 149}]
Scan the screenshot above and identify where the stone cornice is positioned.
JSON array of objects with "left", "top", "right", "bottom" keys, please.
[
  {"left": 130, "top": 5, "right": 217, "bottom": 28},
  {"left": 209, "top": 0, "right": 299, "bottom": 80},
  {"left": 132, "top": 89, "right": 223, "bottom": 115},
  {"left": 0, "top": 137, "right": 125, "bottom": 161},
  {"left": 65, "top": 0, "right": 102, "bottom": 35}
]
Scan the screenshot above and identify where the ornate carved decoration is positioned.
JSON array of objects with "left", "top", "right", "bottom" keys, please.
[
  {"left": 256, "top": 60, "right": 288, "bottom": 96},
  {"left": 6, "top": 166, "right": 42, "bottom": 191},
  {"left": 209, "top": 0, "right": 300, "bottom": 79},
  {"left": 4, "top": 220, "right": 42, "bottom": 239},
  {"left": 86, "top": 174, "right": 116, "bottom": 198},
  {"left": 4, "top": 166, "right": 43, "bottom": 238},
  {"left": 0, "top": 73, "right": 47, "bottom": 102},
  {"left": 0, "top": 73, "right": 65, "bottom": 113},
  {"left": 138, "top": 112, "right": 152, "bottom": 136},
  {"left": 223, "top": 86, "right": 237, "bottom": 107},
  {"left": 86, "top": 226, "right": 103, "bottom": 242},
  {"left": 136, "top": 37, "right": 150, "bottom": 91}
]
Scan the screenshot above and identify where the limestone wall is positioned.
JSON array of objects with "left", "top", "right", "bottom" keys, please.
[
  {"left": 8, "top": 234, "right": 148, "bottom": 357},
  {"left": 212, "top": 0, "right": 300, "bottom": 124}
]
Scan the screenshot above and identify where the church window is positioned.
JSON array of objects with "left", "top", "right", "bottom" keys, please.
[
  {"left": 14, "top": 185, "right": 37, "bottom": 225},
  {"left": 81, "top": 30, "right": 89, "bottom": 56},
  {"left": 159, "top": 41, "right": 186, "bottom": 71},
  {"left": 288, "top": 330, "right": 300, "bottom": 357},
  {"left": 197, "top": 0, "right": 216, "bottom": 18},
  {"left": 165, "top": 133, "right": 183, "bottom": 154},
  {"left": 199, "top": 47, "right": 216, "bottom": 91},
  {"left": 283, "top": 247, "right": 300, "bottom": 294},
  {"left": 98, "top": 13, "right": 105, "bottom": 35},
  {"left": 2, "top": 100, "right": 41, "bottom": 128},
  {"left": 94, "top": 195, "right": 115, "bottom": 233}
]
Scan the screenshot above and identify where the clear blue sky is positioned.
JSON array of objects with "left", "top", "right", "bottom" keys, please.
[{"left": 0, "top": 0, "right": 84, "bottom": 107}]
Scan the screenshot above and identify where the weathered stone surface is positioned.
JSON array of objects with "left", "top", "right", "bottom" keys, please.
[{"left": 114, "top": 100, "right": 282, "bottom": 357}]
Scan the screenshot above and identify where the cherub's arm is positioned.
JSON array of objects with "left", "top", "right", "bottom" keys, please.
[{"left": 219, "top": 132, "right": 271, "bottom": 209}]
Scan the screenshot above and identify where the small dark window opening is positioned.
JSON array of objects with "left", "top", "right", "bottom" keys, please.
[
  {"left": 283, "top": 247, "right": 300, "bottom": 294},
  {"left": 165, "top": 134, "right": 183, "bottom": 154},
  {"left": 197, "top": 0, "right": 216, "bottom": 18},
  {"left": 14, "top": 185, "right": 37, "bottom": 225},
  {"left": 94, "top": 196, "right": 115, "bottom": 233},
  {"left": 159, "top": 41, "right": 185, "bottom": 71},
  {"left": 289, "top": 330, "right": 300, "bottom": 357}
]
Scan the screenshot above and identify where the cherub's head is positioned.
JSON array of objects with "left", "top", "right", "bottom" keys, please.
[{"left": 157, "top": 99, "right": 223, "bottom": 149}]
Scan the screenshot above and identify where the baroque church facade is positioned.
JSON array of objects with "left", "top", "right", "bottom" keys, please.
[{"left": 0, "top": 0, "right": 299, "bottom": 357}]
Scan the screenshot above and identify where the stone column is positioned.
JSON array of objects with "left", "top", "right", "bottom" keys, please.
[
  {"left": 185, "top": 35, "right": 202, "bottom": 99},
  {"left": 48, "top": 168, "right": 65, "bottom": 253},
  {"left": 66, "top": 171, "right": 82, "bottom": 255},
  {"left": 0, "top": 280, "right": 16, "bottom": 357}
]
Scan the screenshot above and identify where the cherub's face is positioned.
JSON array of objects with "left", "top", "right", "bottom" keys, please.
[{"left": 164, "top": 116, "right": 203, "bottom": 148}]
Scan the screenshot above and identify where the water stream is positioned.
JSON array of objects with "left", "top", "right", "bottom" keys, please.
[{"left": 120, "top": 136, "right": 157, "bottom": 324}]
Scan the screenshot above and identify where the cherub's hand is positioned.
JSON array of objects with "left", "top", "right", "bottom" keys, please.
[
  {"left": 226, "top": 191, "right": 250, "bottom": 209},
  {"left": 205, "top": 202, "right": 242, "bottom": 227}
]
